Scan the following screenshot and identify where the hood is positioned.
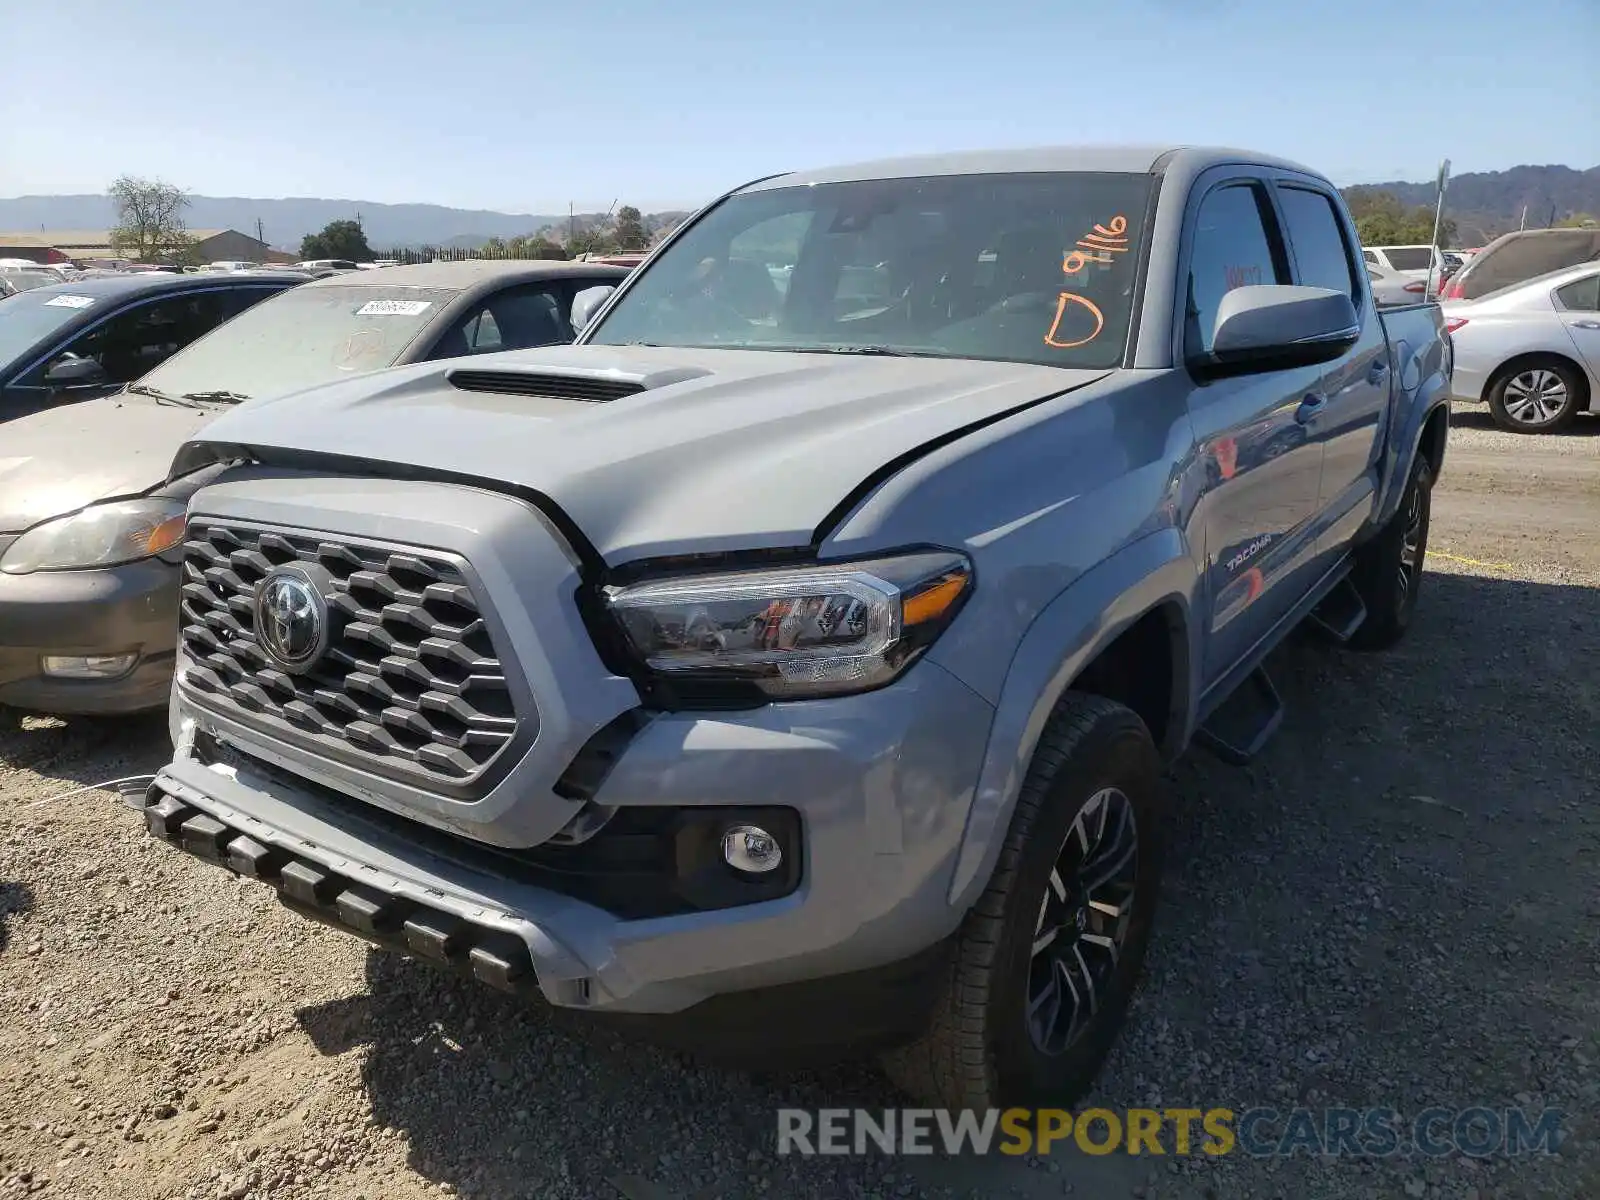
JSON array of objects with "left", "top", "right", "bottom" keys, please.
[
  {"left": 0, "top": 392, "right": 220, "bottom": 533},
  {"left": 178, "top": 344, "right": 1114, "bottom": 563}
]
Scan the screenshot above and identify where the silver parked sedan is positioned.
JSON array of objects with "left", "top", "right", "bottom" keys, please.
[
  {"left": 1367, "top": 263, "right": 1425, "bottom": 307},
  {"left": 1443, "top": 262, "right": 1600, "bottom": 433}
]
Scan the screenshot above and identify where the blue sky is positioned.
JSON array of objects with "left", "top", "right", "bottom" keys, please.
[{"left": 2, "top": 0, "right": 1594, "bottom": 213}]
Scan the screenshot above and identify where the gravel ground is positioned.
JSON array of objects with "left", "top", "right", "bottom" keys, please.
[{"left": 2, "top": 410, "right": 1597, "bottom": 1200}]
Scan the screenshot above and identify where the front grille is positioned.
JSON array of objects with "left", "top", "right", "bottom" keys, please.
[
  {"left": 178, "top": 520, "right": 524, "bottom": 789},
  {"left": 446, "top": 369, "right": 644, "bottom": 402}
]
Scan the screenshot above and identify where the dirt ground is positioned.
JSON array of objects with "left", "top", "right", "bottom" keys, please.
[{"left": 2, "top": 409, "right": 1597, "bottom": 1200}]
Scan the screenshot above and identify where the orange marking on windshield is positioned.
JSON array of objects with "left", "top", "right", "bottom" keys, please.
[
  {"left": 1044, "top": 214, "right": 1126, "bottom": 347},
  {"left": 1062, "top": 249, "right": 1113, "bottom": 274},
  {"left": 1044, "top": 292, "right": 1105, "bottom": 348}
]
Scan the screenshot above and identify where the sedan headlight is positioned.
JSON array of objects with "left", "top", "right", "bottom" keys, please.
[
  {"left": 604, "top": 550, "right": 973, "bottom": 701},
  {"left": 0, "top": 498, "right": 187, "bottom": 574}
]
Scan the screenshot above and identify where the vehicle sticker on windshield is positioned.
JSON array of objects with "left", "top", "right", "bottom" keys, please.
[
  {"left": 354, "top": 299, "right": 432, "bottom": 316},
  {"left": 44, "top": 294, "right": 96, "bottom": 309},
  {"left": 1043, "top": 215, "right": 1128, "bottom": 349}
]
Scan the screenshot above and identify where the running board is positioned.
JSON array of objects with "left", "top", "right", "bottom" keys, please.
[
  {"left": 1194, "top": 666, "right": 1283, "bottom": 765},
  {"left": 1306, "top": 575, "right": 1368, "bottom": 644}
]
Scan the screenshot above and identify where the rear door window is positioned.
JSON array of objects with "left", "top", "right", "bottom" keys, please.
[
  {"left": 1382, "top": 247, "right": 1434, "bottom": 272},
  {"left": 219, "top": 284, "right": 290, "bottom": 319},
  {"left": 1277, "top": 186, "right": 1360, "bottom": 300},
  {"left": 1555, "top": 274, "right": 1600, "bottom": 312}
]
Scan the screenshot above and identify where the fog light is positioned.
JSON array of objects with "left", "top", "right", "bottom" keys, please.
[
  {"left": 40, "top": 653, "right": 137, "bottom": 680},
  {"left": 721, "top": 824, "right": 783, "bottom": 874}
]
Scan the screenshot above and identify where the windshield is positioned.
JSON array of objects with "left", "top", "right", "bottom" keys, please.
[
  {"left": 0, "top": 288, "right": 101, "bottom": 365},
  {"left": 136, "top": 283, "right": 457, "bottom": 399},
  {"left": 1458, "top": 230, "right": 1600, "bottom": 300},
  {"left": 588, "top": 171, "right": 1154, "bottom": 370}
]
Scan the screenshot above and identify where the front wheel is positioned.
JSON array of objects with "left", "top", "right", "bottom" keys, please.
[{"left": 881, "top": 694, "right": 1164, "bottom": 1109}]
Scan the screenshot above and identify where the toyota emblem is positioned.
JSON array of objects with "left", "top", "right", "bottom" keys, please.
[{"left": 254, "top": 569, "right": 330, "bottom": 672}]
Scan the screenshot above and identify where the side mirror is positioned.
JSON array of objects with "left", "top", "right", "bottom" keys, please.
[
  {"left": 1197, "top": 285, "right": 1359, "bottom": 376},
  {"left": 570, "top": 285, "right": 616, "bottom": 336},
  {"left": 44, "top": 355, "right": 109, "bottom": 389}
]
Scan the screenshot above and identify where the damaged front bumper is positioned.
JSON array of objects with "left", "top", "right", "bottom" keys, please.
[{"left": 141, "top": 658, "right": 993, "bottom": 1046}]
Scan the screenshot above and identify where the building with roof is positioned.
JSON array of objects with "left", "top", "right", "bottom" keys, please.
[{"left": 0, "top": 228, "right": 295, "bottom": 266}]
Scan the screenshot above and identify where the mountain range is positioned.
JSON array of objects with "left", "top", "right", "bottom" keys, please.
[
  {"left": 2, "top": 162, "right": 1596, "bottom": 251},
  {"left": 0, "top": 193, "right": 669, "bottom": 252},
  {"left": 1342, "top": 164, "right": 1598, "bottom": 245}
]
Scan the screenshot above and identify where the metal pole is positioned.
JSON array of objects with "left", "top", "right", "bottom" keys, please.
[
  {"left": 1425, "top": 158, "right": 1449, "bottom": 301},
  {"left": 1519, "top": 205, "right": 1528, "bottom": 231}
]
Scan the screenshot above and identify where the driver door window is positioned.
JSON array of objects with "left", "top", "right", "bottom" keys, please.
[
  {"left": 1185, "top": 184, "right": 1289, "bottom": 357},
  {"left": 25, "top": 293, "right": 227, "bottom": 389}
]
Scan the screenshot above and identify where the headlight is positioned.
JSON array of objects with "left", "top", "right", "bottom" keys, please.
[
  {"left": 604, "top": 550, "right": 973, "bottom": 701},
  {"left": 0, "top": 498, "right": 187, "bottom": 574}
]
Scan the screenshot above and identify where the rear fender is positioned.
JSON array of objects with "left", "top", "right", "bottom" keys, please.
[
  {"left": 1373, "top": 391, "right": 1450, "bottom": 531},
  {"left": 1371, "top": 328, "right": 1451, "bottom": 530},
  {"left": 945, "top": 528, "right": 1198, "bottom": 910}
]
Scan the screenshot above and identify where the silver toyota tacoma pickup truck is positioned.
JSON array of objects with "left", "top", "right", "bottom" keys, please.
[{"left": 142, "top": 145, "right": 1450, "bottom": 1108}]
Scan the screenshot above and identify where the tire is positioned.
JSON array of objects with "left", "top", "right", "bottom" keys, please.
[
  {"left": 1346, "top": 454, "right": 1433, "bottom": 652},
  {"left": 1487, "top": 359, "right": 1584, "bottom": 434},
  {"left": 881, "top": 693, "right": 1163, "bottom": 1109}
]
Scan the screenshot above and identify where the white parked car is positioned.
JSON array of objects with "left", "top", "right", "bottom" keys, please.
[
  {"left": 1444, "top": 262, "right": 1600, "bottom": 433},
  {"left": 1367, "top": 263, "right": 1426, "bottom": 307},
  {"left": 1363, "top": 244, "right": 1443, "bottom": 280},
  {"left": 0, "top": 259, "right": 76, "bottom": 282}
]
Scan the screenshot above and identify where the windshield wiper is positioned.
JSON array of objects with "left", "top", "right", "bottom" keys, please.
[
  {"left": 788, "top": 344, "right": 910, "bottom": 357},
  {"left": 182, "top": 390, "right": 251, "bottom": 404},
  {"left": 124, "top": 382, "right": 202, "bottom": 409}
]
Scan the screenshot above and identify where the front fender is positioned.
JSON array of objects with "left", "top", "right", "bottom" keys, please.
[{"left": 944, "top": 527, "right": 1200, "bottom": 910}]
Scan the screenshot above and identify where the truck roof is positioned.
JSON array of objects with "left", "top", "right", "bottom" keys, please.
[{"left": 744, "top": 144, "right": 1324, "bottom": 191}]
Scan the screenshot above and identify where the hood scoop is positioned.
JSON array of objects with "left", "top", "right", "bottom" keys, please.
[{"left": 446, "top": 369, "right": 647, "bottom": 402}]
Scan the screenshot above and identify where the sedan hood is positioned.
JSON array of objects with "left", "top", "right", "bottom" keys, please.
[
  {"left": 0, "top": 392, "right": 218, "bottom": 533},
  {"left": 178, "top": 344, "right": 1113, "bottom": 562}
]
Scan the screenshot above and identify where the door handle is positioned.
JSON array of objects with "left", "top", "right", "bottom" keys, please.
[
  {"left": 1367, "top": 359, "right": 1391, "bottom": 384},
  {"left": 1572, "top": 319, "right": 1600, "bottom": 330},
  {"left": 1295, "top": 393, "right": 1327, "bottom": 424}
]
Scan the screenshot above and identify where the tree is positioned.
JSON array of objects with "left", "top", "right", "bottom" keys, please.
[
  {"left": 507, "top": 234, "right": 567, "bottom": 260},
  {"left": 612, "top": 205, "right": 650, "bottom": 252},
  {"left": 108, "top": 175, "right": 194, "bottom": 263},
  {"left": 1343, "top": 189, "right": 1456, "bottom": 247},
  {"left": 300, "top": 219, "right": 373, "bottom": 261},
  {"left": 481, "top": 236, "right": 508, "bottom": 257}
]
